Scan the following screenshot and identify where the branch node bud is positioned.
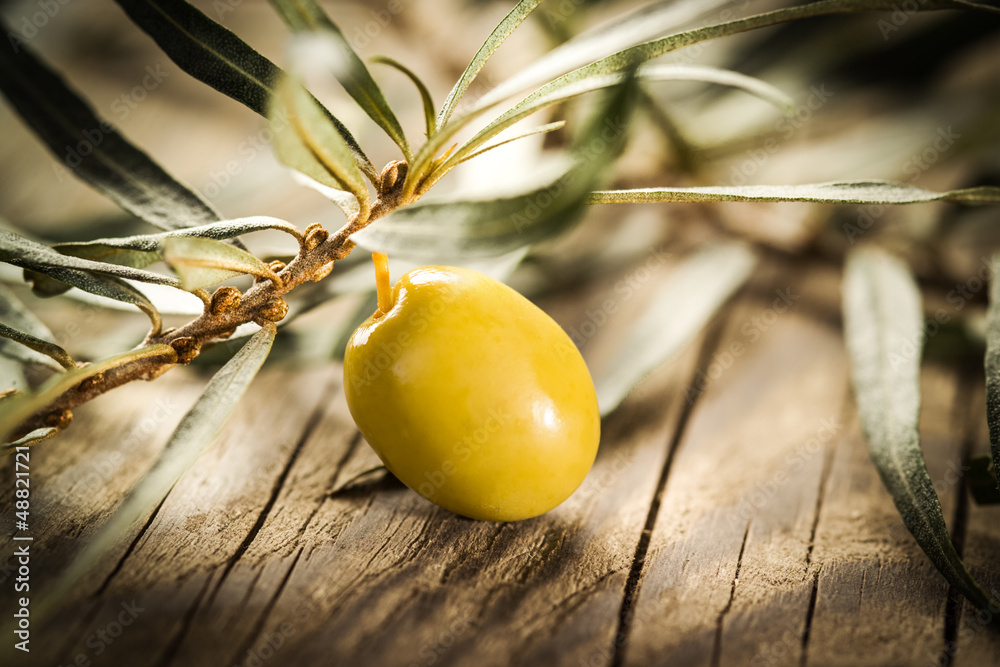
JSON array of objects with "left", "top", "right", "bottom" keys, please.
[
  {"left": 258, "top": 298, "right": 289, "bottom": 322},
  {"left": 210, "top": 286, "right": 242, "bottom": 315},
  {"left": 170, "top": 337, "right": 201, "bottom": 364}
]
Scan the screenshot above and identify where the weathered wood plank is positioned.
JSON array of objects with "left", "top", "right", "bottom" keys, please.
[
  {"left": 34, "top": 365, "right": 335, "bottom": 666},
  {"left": 620, "top": 266, "right": 849, "bottom": 667},
  {"left": 803, "top": 362, "right": 965, "bottom": 667}
]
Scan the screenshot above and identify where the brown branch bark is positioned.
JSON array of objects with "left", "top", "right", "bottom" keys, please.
[{"left": 6, "top": 162, "right": 413, "bottom": 443}]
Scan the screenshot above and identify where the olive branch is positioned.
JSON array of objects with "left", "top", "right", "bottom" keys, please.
[{"left": 2, "top": 0, "right": 1000, "bottom": 624}]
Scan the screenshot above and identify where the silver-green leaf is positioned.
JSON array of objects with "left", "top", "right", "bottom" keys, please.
[
  {"left": 587, "top": 181, "right": 1000, "bottom": 205},
  {"left": 596, "top": 243, "right": 756, "bottom": 414},
  {"left": 0, "top": 285, "right": 74, "bottom": 371},
  {"left": 112, "top": 0, "right": 376, "bottom": 181},
  {"left": 354, "top": 71, "right": 638, "bottom": 261},
  {"left": 985, "top": 254, "right": 1000, "bottom": 490},
  {"left": 269, "top": 0, "right": 410, "bottom": 159},
  {"left": 53, "top": 217, "right": 303, "bottom": 271},
  {"left": 0, "top": 229, "right": 179, "bottom": 287},
  {"left": 843, "top": 246, "right": 997, "bottom": 611},
  {"left": 162, "top": 236, "right": 279, "bottom": 291},
  {"left": 437, "top": 0, "right": 542, "bottom": 128},
  {"left": 270, "top": 74, "right": 370, "bottom": 214}
]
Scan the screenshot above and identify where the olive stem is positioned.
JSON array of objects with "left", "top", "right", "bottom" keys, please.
[{"left": 373, "top": 251, "right": 394, "bottom": 315}]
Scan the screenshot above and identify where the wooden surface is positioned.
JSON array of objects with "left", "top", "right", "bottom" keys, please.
[{"left": 3, "top": 253, "right": 1000, "bottom": 667}]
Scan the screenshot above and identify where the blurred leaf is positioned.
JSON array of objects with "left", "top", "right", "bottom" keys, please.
[
  {"left": 0, "top": 285, "right": 73, "bottom": 371},
  {"left": 596, "top": 243, "right": 756, "bottom": 414},
  {"left": 32, "top": 324, "right": 274, "bottom": 619},
  {"left": 269, "top": 75, "right": 369, "bottom": 213},
  {"left": 588, "top": 182, "right": 1000, "bottom": 205},
  {"left": 0, "top": 344, "right": 176, "bottom": 445},
  {"left": 434, "top": 64, "right": 793, "bottom": 180},
  {"left": 987, "top": 254, "right": 1000, "bottom": 489},
  {"left": 0, "top": 322, "right": 75, "bottom": 371},
  {"left": 516, "top": 0, "right": 994, "bottom": 110},
  {"left": 163, "top": 236, "right": 278, "bottom": 291},
  {"left": 26, "top": 265, "right": 163, "bottom": 333},
  {"left": 269, "top": 0, "right": 410, "bottom": 159},
  {"left": 437, "top": 0, "right": 542, "bottom": 128},
  {"left": 371, "top": 56, "right": 436, "bottom": 139},
  {"left": 0, "top": 229, "right": 179, "bottom": 287},
  {"left": 355, "top": 71, "right": 638, "bottom": 261},
  {"left": 113, "top": 0, "right": 376, "bottom": 181},
  {"left": 0, "top": 22, "right": 220, "bottom": 231},
  {"left": 475, "top": 0, "right": 732, "bottom": 110},
  {"left": 843, "top": 246, "right": 996, "bottom": 611},
  {"left": 5, "top": 427, "right": 59, "bottom": 449},
  {"left": 455, "top": 121, "right": 566, "bottom": 166},
  {"left": 968, "top": 456, "right": 1000, "bottom": 505},
  {"left": 984, "top": 255, "right": 1000, "bottom": 490}
]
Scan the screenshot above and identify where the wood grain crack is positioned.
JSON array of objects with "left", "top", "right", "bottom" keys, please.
[
  {"left": 610, "top": 310, "right": 733, "bottom": 667},
  {"left": 225, "top": 546, "right": 305, "bottom": 667},
  {"left": 944, "top": 374, "right": 977, "bottom": 660},
  {"left": 208, "top": 378, "right": 331, "bottom": 605},
  {"left": 96, "top": 494, "right": 170, "bottom": 595},
  {"left": 800, "top": 567, "right": 821, "bottom": 667},
  {"left": 155, "top": 574, "right": 213, "bottom": 667},
  {"left": 711, "top": 520, "right": 751, "bottom": 667}
]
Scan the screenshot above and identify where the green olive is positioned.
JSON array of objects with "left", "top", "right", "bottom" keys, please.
[{"left": 343, "top": 263, "right": 600, "bottom": 521}]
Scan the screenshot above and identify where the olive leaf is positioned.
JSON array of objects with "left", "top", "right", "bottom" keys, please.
[
  {"left": 162, "top": 236, "right": 279, "bottom": 291},
  {"left": 439, "top": 64, "right": 793, "bottom": 174},
  {"left": 514, "top": 0, "right": 994, "bottom": 113},
  {"left": 985, "top": 254, "right": 1000, "bottom": 490},
  {"left": 353, "top": 69, "right": 639, "bottom": 261},
  {"left": 112, "top": 0, "right": 377, "bottom": 182},
  {"left": 0, "top": 323, "right": 75, "bottom": 372},
  {"left": 268, "top": 75, "right": 370, "bottom": 214},
  {"left": 6, "top": 427, "right": 59, "bottom": 449},
  {"left": 0, "top": 285, "right": 74, "bottom": 371},
  {"left": 436, "top": 0, "right": 542, "bottom": 128},
  {"left": 268, "top": 0, "right": 410, "bottom": 159},
  {"left": 52, "top": 217, "right": 303, "bottom": 271},
  {"left": 31, "top": 324, "right": 274, "bottom": 623},
  {"left": 0, "top": 230, "right": 166, "bottom": 331},
  {"left": 587, "top": 182, "right": 1000, "bottom": 205},
  {"left": 0, "top": 229, "right": 179, "bottom": 287},
  {"left": 842, "top": 246, "right": 997, "bottom": 611},
  {"left": 473, "top": 0, "right": 733, "bottom": 111},
  {"left": 371, "top": 56, "right": 437, "bottom": 139},
  {"left": 28, "top": 266, "right": 164, "bottom": 334},
  {"left": 595, "top": 243, "right": 757, "bottom": 414},
  {"left": 0, "top": 20, "right": 220, "bottom": 231},
  {"left": 454, "top": 121, "right": 566, "bottom": 166}
]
